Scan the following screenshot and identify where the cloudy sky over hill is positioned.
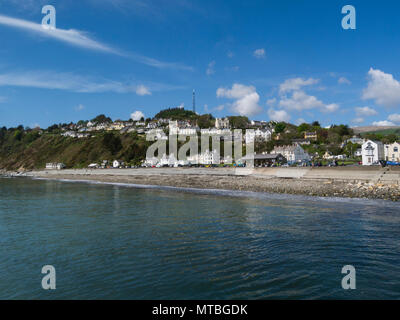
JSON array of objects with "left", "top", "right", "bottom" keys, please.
[{"left": 0, "top": 0, "right": 399, "bottom": 128}]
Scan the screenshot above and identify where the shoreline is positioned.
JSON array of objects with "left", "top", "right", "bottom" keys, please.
[{"left": 3, "top": 167, "right": 399, "bottom": 201}]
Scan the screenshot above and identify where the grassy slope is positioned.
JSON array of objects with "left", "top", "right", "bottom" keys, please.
[{"left": 0, "top": 132, "right": 151, "bottom": 170}]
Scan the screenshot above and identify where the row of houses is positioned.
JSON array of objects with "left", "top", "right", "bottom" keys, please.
[
  {"left": 361, "top": 140, "right": 400, "bottom": 165},
  {"left": 142, "top": 143, "right": 312, "bottom": 167},
  {"left": 61, "top": 117, "right": 276, "bottom": 139}
]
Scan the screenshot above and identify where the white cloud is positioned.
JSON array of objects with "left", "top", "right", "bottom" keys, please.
[
  {"left": 323, "top": 103, "right": 339, "bottom": 113},
  {"left": 253, "top": 48, "right": 266, "bottom": 59},
  {"left": 0, "top": 70, "right": 181, "bottom": 93},
  {"left": 279, "top": 77, "right": 319, "bottom": 93},
  {"left": 372, "top": 120, "right": 395, "bottom": 126},
  {"left": 388, "top": 114, "right": 400, "bottom": 124},
  {"left": 277, "top": 77, "right": 338, "bottom": 113},
  {"left": 217, "top": 83, "right": 262, "bottom": 116},
  {"left": 352, "top": 117, "right": 365, "bottom": 124},
  {"left": 206, "top": 61, "right": 216, "bottom": 75},
  {"left": 136, "top": 85, "right": 151, "bottom": 96},
  {"left": 362, "top": 68, "right": 400, "bottom": 107},
  {"left": 0, "top": 13, "right": 120, "bottom": 53},
  {"left": 215, "top": 104, "right": 225, "bottom": 111},
  {"left": 130, "top": 111, "right": 145, "bottom": 121},
  {"left": 268, "top": 108, "right": 290, "bottom": 122},
  {"left": 355, "top": 106, "right": 377, "bottom": 117},
  {"left": 266, "top": 98, "right": 277, "bottom": 106},
  {"left": 75, "top": 104, "right": 85, "bottom": 111},
  {"left": 0, "top": 14, "right": 192, "bottom": 70},
  {"left": 338, "top": 77, "right": 351, "bottom": 85},
  {"left": 279, "top": 90, "right": 323, "bottom": 111},
  {"left": 295, "top": 118, "right": 307, "bottom": 125}
]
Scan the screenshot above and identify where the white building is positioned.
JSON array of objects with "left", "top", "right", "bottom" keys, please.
[
  {"left": 215, "top": 118, "right": 230, "bottom": 129},
  {"left": 384, "top": 142, "right": 400, "bottom": 162},
  {"left": 45, "top": 163, "right": 66, "bottom": 170},
  {"left": 362, "top": 140, "right": 384, "bottom": 165},
  {"left": 142, "top": 157, "right": 159, "bottom": 167},
  {"left": 245, "top": 128, "right": 272, "bottom": 143},
  {"left": 61, "top": 131, "right": 77, "bottom": 138},
  {"left": 178, "top": 127, "right": 198, "bottom": 136},
  {"left": 113, "top": 160, "right": 124, "bottom": 168},
  {"left": 169, "top": 120, "right": 198, "bottom": 135},
  {"left": 347, "top": 136, "right": 365, "bottom": 145},
  {"left": 159, "top": 153, "right": 177, "bottom": 167},
  {"left": 187, "top": 150, "right": 219, "bottom": 165},
  {"left": 271, "top": 144, "right": 310, "bottom": 163}
]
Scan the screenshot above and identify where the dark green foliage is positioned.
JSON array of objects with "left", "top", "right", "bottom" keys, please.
[
  {"left": 197, "top": 114, "right": 215, "bottom": 128},
  {"left": 227, "top": 116, "right": 249, "bottom": 129},
  {"left": 102, "top": 132, "right": 122, "bottom": 155},
  {"left": 0, "top": 128, "right": 150, "bottom": 170},
  {"left": 92, "top": 114, "right": 112, "bottom": 124},
  {"left": 274, "top": 122, "right": 286, "bottom": 134},
  {"left": 155, "top": 108, "right": 198, "bottom": 121}
]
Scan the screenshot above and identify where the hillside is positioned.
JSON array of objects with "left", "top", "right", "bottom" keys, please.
[
  {"left": 0, "top": 129, "right": 151, "bottom": 171},
  {"left": 155, "top": 107, "right": 198, "bottom": 121},
  {"left": 352, "top": 126, "right": 400, "bottom": 134}
]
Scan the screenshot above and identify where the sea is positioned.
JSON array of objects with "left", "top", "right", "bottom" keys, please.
[{"left": 0, "top": 176, "right": 399, "bottom": 299}]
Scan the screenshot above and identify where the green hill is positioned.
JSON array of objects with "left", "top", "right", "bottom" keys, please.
[
  {"left": 0, "top": 128, "right": 151, "bottom": 170},
  {"left": 154, "top": 108, "right": 198, "bottom": 121}
]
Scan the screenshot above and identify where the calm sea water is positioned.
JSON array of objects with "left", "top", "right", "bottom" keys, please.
[{"left": 0, "top": 177, "right": 399, "bottom": 300}]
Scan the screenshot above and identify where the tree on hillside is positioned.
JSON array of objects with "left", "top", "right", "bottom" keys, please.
[
  {"left": 197, "top": 114, "right": 215, "bottom": 128},
  {"left": 154, "top": 108, "right": 198, "bottom": 121},
  {"left": 297, "top": 123, "right": 311, "bottom": 133},
  {"left": 102, "top": 132, "right": 122, "bottom": 155},
  {"left": 227, "top": 116, "right": 249, "bottom": 130},
  {"left": 274, "top": 122, "right": 286, "bottom": 134},
  {"left": 312, "top": 121, "right": 321, "bottom": 127},
  {"left": 92, "top": 114, "right": 112, "bottom": 124}
]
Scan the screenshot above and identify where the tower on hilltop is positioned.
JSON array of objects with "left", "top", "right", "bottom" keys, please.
[{"left": 192, "top": 89, "right": 196, "bottom": 113}]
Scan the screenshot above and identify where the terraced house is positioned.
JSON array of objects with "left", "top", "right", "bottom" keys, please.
[{"left": 384, "top": 142, "right": 400, "bottom": 162}]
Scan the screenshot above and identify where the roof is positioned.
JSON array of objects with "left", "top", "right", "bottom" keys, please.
[
  {"left": 241, "top": 153, "right": 285, "bottom": 161},
  {"left": 273, "top": 145, "right": 299, "bottom": 152}
]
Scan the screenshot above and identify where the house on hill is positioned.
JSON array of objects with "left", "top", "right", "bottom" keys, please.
[{"left": 304, "top": 131, "right": 318, "bottom": 141}]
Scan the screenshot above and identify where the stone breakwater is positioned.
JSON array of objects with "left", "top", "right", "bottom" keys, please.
[{"left": 9, "top": 166, "right": 399, "bottom": 202}]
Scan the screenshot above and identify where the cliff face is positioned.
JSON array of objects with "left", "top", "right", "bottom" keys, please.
[{"left": 0, "top": 130, "right": 150, "bottom": 170}]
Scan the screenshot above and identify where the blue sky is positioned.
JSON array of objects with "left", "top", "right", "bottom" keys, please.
[{"left": 0, "top": 0, "right": 400, "bottom": 128}]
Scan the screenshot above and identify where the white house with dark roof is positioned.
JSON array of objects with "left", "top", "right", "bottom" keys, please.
[{"left": 362, "top": 140, "right": 384, "bottom": 165}]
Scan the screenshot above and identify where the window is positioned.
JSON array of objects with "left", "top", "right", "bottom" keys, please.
[{"left": 394, "top": 147, "right": 398, "bottom": 152}]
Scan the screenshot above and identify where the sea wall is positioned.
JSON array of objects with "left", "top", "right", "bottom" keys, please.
[{"left": 23, "top": 166, "right": 400, "bottom": 184}]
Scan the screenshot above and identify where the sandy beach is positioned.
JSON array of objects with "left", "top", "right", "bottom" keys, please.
[{"left": 3, "top": 167, "right": 397, "bottom": 201}]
